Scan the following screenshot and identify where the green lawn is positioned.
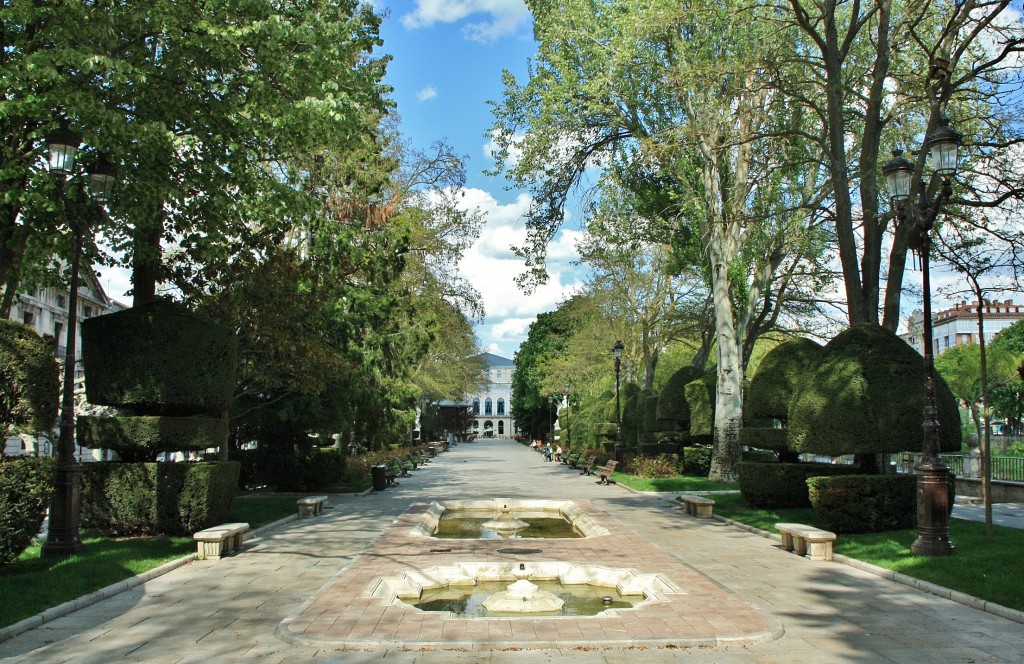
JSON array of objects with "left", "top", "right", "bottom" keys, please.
[{"left": 713, "top": 492, "right": 1024, "bottom": 612}]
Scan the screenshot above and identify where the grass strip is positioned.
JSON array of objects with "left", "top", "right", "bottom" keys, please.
[{"left": 713, "top": 492, "right": 1024, "bottom": 613}]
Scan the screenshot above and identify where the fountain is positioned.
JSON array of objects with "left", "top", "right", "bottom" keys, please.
[
  {"left": 480, "top": 509, "right": 530, "bottom": 537},
  {"left": 481, "top": 579, "right": 565, "bottom": 613}
]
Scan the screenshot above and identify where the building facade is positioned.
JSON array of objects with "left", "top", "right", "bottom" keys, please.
[
  {"left": 902, "top": 299, "right": 1024, "bottom": 355},
  {"left": 470, "top": 352, "right": 516, "bottom": 439}
]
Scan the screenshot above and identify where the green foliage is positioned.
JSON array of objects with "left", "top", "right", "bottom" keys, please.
[
  {"left": 656, "top": 365, "right": 704, "bottom": 426},
  {"left": 80, "top": 461, "right": 239, "bottom": 536},
  {"left": 639, "top": 392, "right": 659, "bottom": 447},
  {"left": 807, "top": 475, "right": 917, "bottom": 533},
  {"left": 0, "top": 320, "right": 59, "bottom": 439},
  {"left": 682, "top": 446, "right": 712, "bottom": 476},
  {"left": 738, "top": 427, "right": 788, "bottom": 452},
  {"left": 0, "top": 457, "right": 54, "bottom": 565},
  {"left": 78, "top": 415, "right": 228, "bottom": 460},
  {"left": 737, "top": 461, "right": 861, "bottom": 508},
  {"left": 787, "top": 324, "right": 961, "bottom": 456},
  {"left": 621, "top": 382, "right": 642, "bottom": 448},
  {"left": 627, "top": 453, "right": 680, "bottom": 478},
  {"left": 274, "top": 448, "right": 348, "bottom": 492},
  {"left": 82, "top": 301, "right": 238, "bottom": 416},
  {"left": 684, "top": 369, "right": 716, "bottom": 443},
  {"left": 745, "top": 337, "right": 824, "bottom": 422}
]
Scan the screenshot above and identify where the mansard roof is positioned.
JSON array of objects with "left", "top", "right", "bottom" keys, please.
[{"left": 480, "top": 352, "right": 513, "bottom": 367}]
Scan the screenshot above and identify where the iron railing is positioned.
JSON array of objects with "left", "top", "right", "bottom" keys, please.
[{"left": 803, "top": 452, "right": 1024, "bottom": 482}]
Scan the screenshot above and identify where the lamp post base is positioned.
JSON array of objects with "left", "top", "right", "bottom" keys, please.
[
  {"left": 911, "top": 458, "right": 955, "bottom": 557},
  {"left": 41, "top": 462, "right": 85, "bottom": 558}
]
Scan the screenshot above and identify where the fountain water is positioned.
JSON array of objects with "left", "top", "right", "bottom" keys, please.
[{"left": 481, "top": 579, "right": 565, "bottom": 613}]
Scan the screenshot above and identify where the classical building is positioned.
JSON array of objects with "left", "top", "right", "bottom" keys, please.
[
  {"left": 470, "top": 352, "right": 516, "bottom": 439},
  {"left": 903, "top": 299, "right": 1024, "bottom": 355}
]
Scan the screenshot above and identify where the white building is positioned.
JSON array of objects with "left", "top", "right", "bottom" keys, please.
[
  {"left": 470, "top": 352, "right": 516, "bottom": 439},
  {"left": 903, "top": 299, "right": 1024, "bottom": 355}
]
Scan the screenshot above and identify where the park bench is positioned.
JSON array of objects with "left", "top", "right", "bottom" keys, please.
[
  {"left": 578, "top": 454, "right": 598, "bottom": 475},
  {"left": 405, "top": 453, "right": 421, "bottom": 470},
  {"left": 193, "top": 522, "right": 249, "bottom": 560},
  {"left": 392, "top": 458, "right": 411, "bottom": 478},
  {"left": 775, "top": 522, "right": 837, "bottom": 561},
  {"left": 680, "top": 495, "right": 715, "bottom": 518},
  {"left": 562, "top": 449, "right": 581, "bottom": 466},
  {"left": 595, "top": 459, "right": 619, "bottom": 485},
  {"left": 297, "top": 495, "right": 329, "bottom": 518}
]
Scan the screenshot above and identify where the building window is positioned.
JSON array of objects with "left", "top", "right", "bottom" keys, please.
[
  {"left": 498, "top": 421, "right": 504, "bottom": 435},
  {"left": 485, "top": 398, "right": 493, "bottom": 415},
  {"left": 56, "top": 293, "right": 66, "bottom": 309},
  {"left": 473, "top": 398, "right": 480, "bottom": 415},
  {"left": 497, "top": 398, "right": 505, "bottom": 415},
  {"left": 22, "top": 312, "right": 34, "bottom": 326},
  {"left": 83, "top": 305, "right": 93, "bottom": 318},
  {"left": 483, "top": 420, "right": 494, "bottom": 436}
]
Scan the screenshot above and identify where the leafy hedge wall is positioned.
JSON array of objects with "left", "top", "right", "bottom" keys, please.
[
  {"left": 682, "top": 446, "right": 711, "bottom": 476},
  {"left": 684, "top": 369, "right": 716, "bottom": 444},
  {"left": 737, "top": 461, "right": 861, "bottom": 508},
  {"left": 656, "top": 365, "right": 704, "bottom": 427},
  {"left": 0, "top": 320, "right": 59, "bottom": 437},
  {"left": 0, "top": 456, "right": 54, "bottom": 565},
  {"left": 81, "top": 300, "right": 238, "bottom": 416},
  {"left": 807, "top": 474, "right": 917, "bottom": 533},
  {"left": 78, "top": 415, "right": 228, "bottom": 456},
  {"left": 80, "top": 461, "right": 239, "bottom": 536},
  {"left": 745, "top": 337, "right": 824, "bottom": 422}
]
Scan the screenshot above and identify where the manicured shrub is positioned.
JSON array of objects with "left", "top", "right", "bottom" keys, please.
[
  {"left": 807, "top": 474, "right": 917, "bottom": 533},
  {"left": 737, "top": 461, "right": 861, "bottom": 508},
  {"left": 638, "top": 392, "right": 659, "bottom": 447},
  {"left": 80, "top": 461, "right": 240, "bottom": 536},
  {"left": 684, "top": 369, "right": 716, "bottom": 445},
  {"left": 0, "top": 456, "right": 54, "bottom": 565},
  {"left": 628, "top": 453, "right": 679, "bottom": 478},
  {"left": 682, "top": 446, "right": 711, "bottom": 476},
  {"left": 621, "top": 383, "right": 641, "bottom": 449},
  {"left": 78, "top": 415, "right": 228, "bottom": 459},
  {"left": 0, "top": 320, "right": 59, "bottom": 438},
  {"left": 275, "top": 448, "right": 347, "bottom": 492},
  {"left": 741, "top": 449, "right": 778, "bottom": 463},
  {"left": 745, "top": 337, "right": 824, "bottom": 422},
  {"left": 788, "top": 324, "right": 961, "bottom": 456},
  {"left": 738, "top": 427, "right": 787, "bottom": 451},
  {"left": 656, "top": 365, "right": 704, "bottom": 427},
  {"left": 81, "top": 300, "right": 238, "bottom": 416}
]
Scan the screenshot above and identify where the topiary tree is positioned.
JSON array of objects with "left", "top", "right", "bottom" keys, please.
[
  {"left": 0, "top": 320, "right": 59, "bottom": 449},
  {"left": 620, "top": 382, "right": 641, "bottom": 449},
  {"left": 741, "top": 337, "right": 824, "bottom": 462},
  {"left": 788, "top": 323, "right": 961, "bottom": 471},
  {"left": 684, "top": 368, "right": 717, "bottom": 446},
  {"left": 655, "top": 365, "right": 704, "bottom": 431}
]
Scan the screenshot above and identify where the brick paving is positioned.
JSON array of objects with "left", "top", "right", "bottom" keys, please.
[{"left": 0, "top": 439, "right": 1023, "bottom": 663}]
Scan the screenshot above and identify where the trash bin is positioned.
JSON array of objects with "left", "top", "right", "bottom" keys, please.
[{"left": 371, "top": 464, "right": 388, "bottom": 491}]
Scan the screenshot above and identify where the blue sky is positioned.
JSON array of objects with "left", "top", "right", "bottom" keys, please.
[{"left": 376, "top": 1, "right": 584, "bottom": 360}]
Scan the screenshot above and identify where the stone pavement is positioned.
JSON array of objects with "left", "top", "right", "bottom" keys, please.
[{"left": 1, "top": 439, "right": 1023, "bottom": 663}]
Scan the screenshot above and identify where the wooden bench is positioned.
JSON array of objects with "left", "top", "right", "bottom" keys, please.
[
  {"left": 193, "top": 522, "right": 249, "bottom": 560},
  {"left": 297, "top": 495, "right": 328, "bottom": 518},
  {"left": 392, "top": 458, "right": 411, "bottom": 478},
  {"left": 680, "top": 495, "right": 715, "bottom": 518},
  {"left": 562, "top": 450, "right": 581, "bottom": 466},
  {"left": 578, "top": 454, "right": 597, "bottom": 475},
  {"left": 775, "top": 522, "right": 837, "bottom": 561},
  {"left": 595, "top": 459, "right": 619, "bottom": 485}
]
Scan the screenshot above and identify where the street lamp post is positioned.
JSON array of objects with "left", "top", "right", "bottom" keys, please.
[
  {"left": 612, "top": 340, "right": 624, "bottom": 463},
  {"left": 40, "top": 124, "right": 117, "bottom": 558},
  {"left": 547, "top": 395, "right": 554, "bottom": 446},
  {"left": 564, "top": 383, "right": 571, "bottom": 453},
  {"left": 883, "top": 113, "right": 961, "bottom": 557}
]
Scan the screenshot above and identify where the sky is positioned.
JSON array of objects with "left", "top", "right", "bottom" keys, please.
[{"left": 375, "top": 0, "right": 583, "bottom": 360}]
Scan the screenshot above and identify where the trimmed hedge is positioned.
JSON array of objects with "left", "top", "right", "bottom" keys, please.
[
  {"left": 788, "top": 324, "right": 961, "bottom": 456},
  {"left": 78, "top": 415, "right": 228, "bottom": 457},
  {"left": 682, "top": 446, "right": 711, "bottom": 476},
  {"left": 81, "top": 300, "right": 238, "bottom": 416},
  {"left": 737, "top": 461, "right": 862, "bottom": 508},
  {"left": 745, "top": 337, "right": 824, "bottom": 422},
  {"left": 738, "top": 427, "right": 787, "bottom": 451},
  {"left": 656, "top": 365, "right": 704, "bottom": 426},
  {"left": 684, "top": 369, "right": 716, "bottom": 444},
  {"left": 807, "top": 474, "right": 917, "bottom": 533},
  {"left": 80, "top": 461, "right": 240, "bottom": 536},
  {"left": 0, "top": 319, "right": 59, "bottom": 436},
  {"left": 0, "top": 456, "right": 54, "bottom": 565}
]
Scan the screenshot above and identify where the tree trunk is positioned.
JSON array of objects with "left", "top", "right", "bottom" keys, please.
[
  {"left": 131, "top": 210, "right": 164, "bottom": 305},
  {"left": 707, "top": 230, "right": 744, "bottom": 482}
]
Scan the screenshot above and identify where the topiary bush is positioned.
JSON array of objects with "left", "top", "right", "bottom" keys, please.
[
  {"left": 0, "top": 320, "right": 59, "bottom": 441},
  {"left": 788, "top": 324, "right": 961, "bottom": 457},
  {"left": 274, "top": 448, "right": 347, "bottom": 492},
  {"left": 656, "top": 365, "right": 704, "bottom": 428},
  {"left": 0, "top": 456, "right": 54, "bottom": 565},
  {"left": 684, "top": 369, "right": 716, "bottom": 445},
  {"left": 77, "top": 415, "right": 228, "bottom": 460},
  {"left": 737, "top": 461, "right": 862, "bottom": 508},
  {"left": 682, "top": 446, "right": 711, "bottom": 476},
  {"left": 81, "top": 300, "right": 238, "bottom": 416},
  {"left": 80, "top": 461, "right": 240, "bottom": 536},
  {"left": 745, "top": 337, "right": 824, "bottom": 423},
  {"left": 807, "top": 474, "right": 917, "bottom": 533}
]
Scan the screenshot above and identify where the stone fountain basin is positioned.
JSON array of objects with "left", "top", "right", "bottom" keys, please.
[
  {"left": 410, "top": 499, "right": 610, "bottom": 538},
  {"left": 369, "top": 561, "right": 681, "bottom": 614}
]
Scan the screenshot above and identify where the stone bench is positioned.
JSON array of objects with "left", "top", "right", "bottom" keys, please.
[
  {"left": 680, "top": 495, "right": 716, "bottom": 518},
  {"left": 297, "top": 495, "right": 329, "bottom": 518},
  {"left": 775, "top": 522, "right": 836, "bottom": 561},
  {"left": 193, "top": 522, "right": 249, "bottom": 560}
]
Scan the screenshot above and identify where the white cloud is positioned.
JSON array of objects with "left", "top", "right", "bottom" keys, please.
[
  {"left": 402, "top": 0, "right": 531, "bottom": 43},
  {"left": 417, "top": 85, "right": 438, "bottom": 102}
]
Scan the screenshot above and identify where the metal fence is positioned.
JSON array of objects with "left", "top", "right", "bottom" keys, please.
[{"left": 804, "top": 452, "right": 1024, "bottom": 482}]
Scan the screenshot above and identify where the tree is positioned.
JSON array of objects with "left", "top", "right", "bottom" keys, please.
[{"left": 490, "top": 0, "right": 833, "bottom": 479}]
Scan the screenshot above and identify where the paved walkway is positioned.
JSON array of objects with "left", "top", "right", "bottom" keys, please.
[{"left": 2, "top": 440, "right": 1023, "bottom": 662}]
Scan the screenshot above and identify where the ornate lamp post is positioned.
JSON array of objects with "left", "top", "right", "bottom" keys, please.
[
  {"left": 41, "top": 124, "right": 117, "bottom": 558},
  {"left": 547, "top": 395, "right": 554, "bottom": 445},
  {"left": 883, "top": 114, "right": 961, "bottom": 557},
  {"left": 612, "top": 340, "right": 624, "bottom": 463},
  {"left": 564, "top": 383, "right": 571, "bottom": 452}
]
